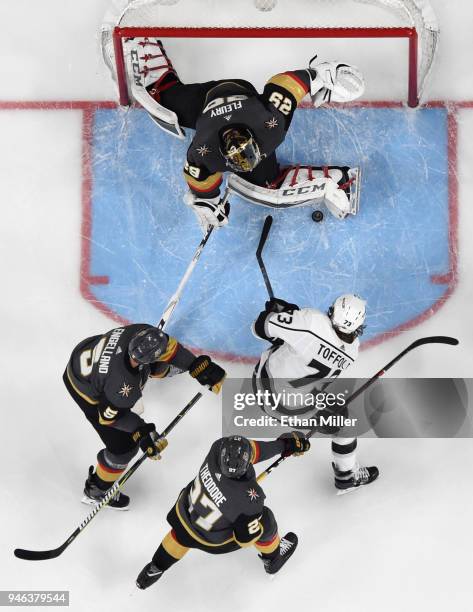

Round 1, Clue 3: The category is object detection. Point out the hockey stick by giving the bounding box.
[157,227,213,330]
[157,187,230,330]
[256,215,275,299]
[14,391,203,561]
[256,335,459,483]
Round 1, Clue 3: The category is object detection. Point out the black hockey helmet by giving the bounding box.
[220,126,262,173]
[219,436,252,479]
[128,327,167,365]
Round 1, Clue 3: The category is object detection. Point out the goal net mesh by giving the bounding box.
[101,0,439,105]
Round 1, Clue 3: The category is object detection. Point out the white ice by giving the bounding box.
[1,1,473,611]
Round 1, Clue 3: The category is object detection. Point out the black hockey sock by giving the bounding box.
[152,546,180,572]
[152,531,189,571]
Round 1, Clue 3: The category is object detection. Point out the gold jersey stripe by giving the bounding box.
[175,493,235,547]
[254,534,281,554]
[66,367,99,405]
[249,439,259,464]
[268,73,308,103]
[159,337,178,362]
[162,531,190,560]
[184,171,222,193]
[98,414,116,426]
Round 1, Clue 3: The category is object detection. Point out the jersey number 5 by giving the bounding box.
[79,337,106,377]
[269,91,292,115]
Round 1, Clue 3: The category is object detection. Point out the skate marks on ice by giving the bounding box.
[84,106,452,359]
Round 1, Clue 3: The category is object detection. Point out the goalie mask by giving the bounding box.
[219,436,252,479]
[128,327,167,365]
[328,294,366,340]
[220,127,262,173]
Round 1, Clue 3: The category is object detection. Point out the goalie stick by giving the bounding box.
[256,215,275,299]
[256,335,459,483]
[14,392,203,561]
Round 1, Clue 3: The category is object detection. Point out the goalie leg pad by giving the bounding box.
[124,37,185,139]
[227,165,360,218]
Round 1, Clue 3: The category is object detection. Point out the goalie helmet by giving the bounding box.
[219,436,252,479]
[220,126,262,173]
[128,327,167,365]
[328,294,366,339]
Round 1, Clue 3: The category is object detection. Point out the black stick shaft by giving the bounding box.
[14,392,203,561]
[256,215,274,299]
[256,335,458,483]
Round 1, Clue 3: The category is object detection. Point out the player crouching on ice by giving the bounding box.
[117,38,364,229]
[136,433,310,589]
[64,324,225,509]
[253,295,379,492]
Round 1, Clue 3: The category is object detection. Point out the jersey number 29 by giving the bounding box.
[269,91,292,115]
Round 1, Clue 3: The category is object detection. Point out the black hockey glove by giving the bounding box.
[278,431,311,457]
[189,355,226,394]
[265,297,300,314]
[132,423,168,460]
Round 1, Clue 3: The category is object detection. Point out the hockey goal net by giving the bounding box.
[101,0,439,108]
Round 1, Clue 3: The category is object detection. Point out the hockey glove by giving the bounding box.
[309,61,365,107]
[132,423,168,460]
[190,355,226,394]
[278,431,311,457]
[265,297,300,314]
[184,191,230,231]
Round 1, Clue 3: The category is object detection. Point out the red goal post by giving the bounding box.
[102,0,439,109]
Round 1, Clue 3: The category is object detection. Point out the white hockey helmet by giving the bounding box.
[329,294,366,336]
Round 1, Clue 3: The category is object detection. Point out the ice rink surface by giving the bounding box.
[1,1,473,611]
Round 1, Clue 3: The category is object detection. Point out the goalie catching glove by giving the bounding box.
[308,59,365,107]
[132,423,168,460]
[184,191,230,232]
[190,355,226,394]
[278,431,311,457]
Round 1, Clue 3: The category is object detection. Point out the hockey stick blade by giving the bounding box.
[14,544,68,561]
[256,216,274,299]
[256,215,273,259]
[409,336,458,348]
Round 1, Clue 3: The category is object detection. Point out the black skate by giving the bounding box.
[136,563,164,589]
[82,466,129,510]
[259,533,298,575]
[333,462,379,495]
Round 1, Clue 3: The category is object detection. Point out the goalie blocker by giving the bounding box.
[228,165,361,219]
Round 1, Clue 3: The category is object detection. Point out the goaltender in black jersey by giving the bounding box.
[124,39,365,230]
[64,323,225,510]
[136,433,310,589]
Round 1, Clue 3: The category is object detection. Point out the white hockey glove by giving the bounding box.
[324,177,351,220]
[184,191,230,232]
[309,61,365,107]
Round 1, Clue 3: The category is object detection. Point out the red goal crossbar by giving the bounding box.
[113,26,419,107]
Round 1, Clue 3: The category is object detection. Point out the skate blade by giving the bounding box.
[336,485,363,496]
[81,496,130,511]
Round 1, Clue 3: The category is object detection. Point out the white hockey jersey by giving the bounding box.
[254,307,359,414]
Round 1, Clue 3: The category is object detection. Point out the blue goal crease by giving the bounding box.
[87,106,450,359]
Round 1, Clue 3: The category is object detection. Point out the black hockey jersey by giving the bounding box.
[173,438,284,547]
[183,70,311,198]
[66,323,194,431]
